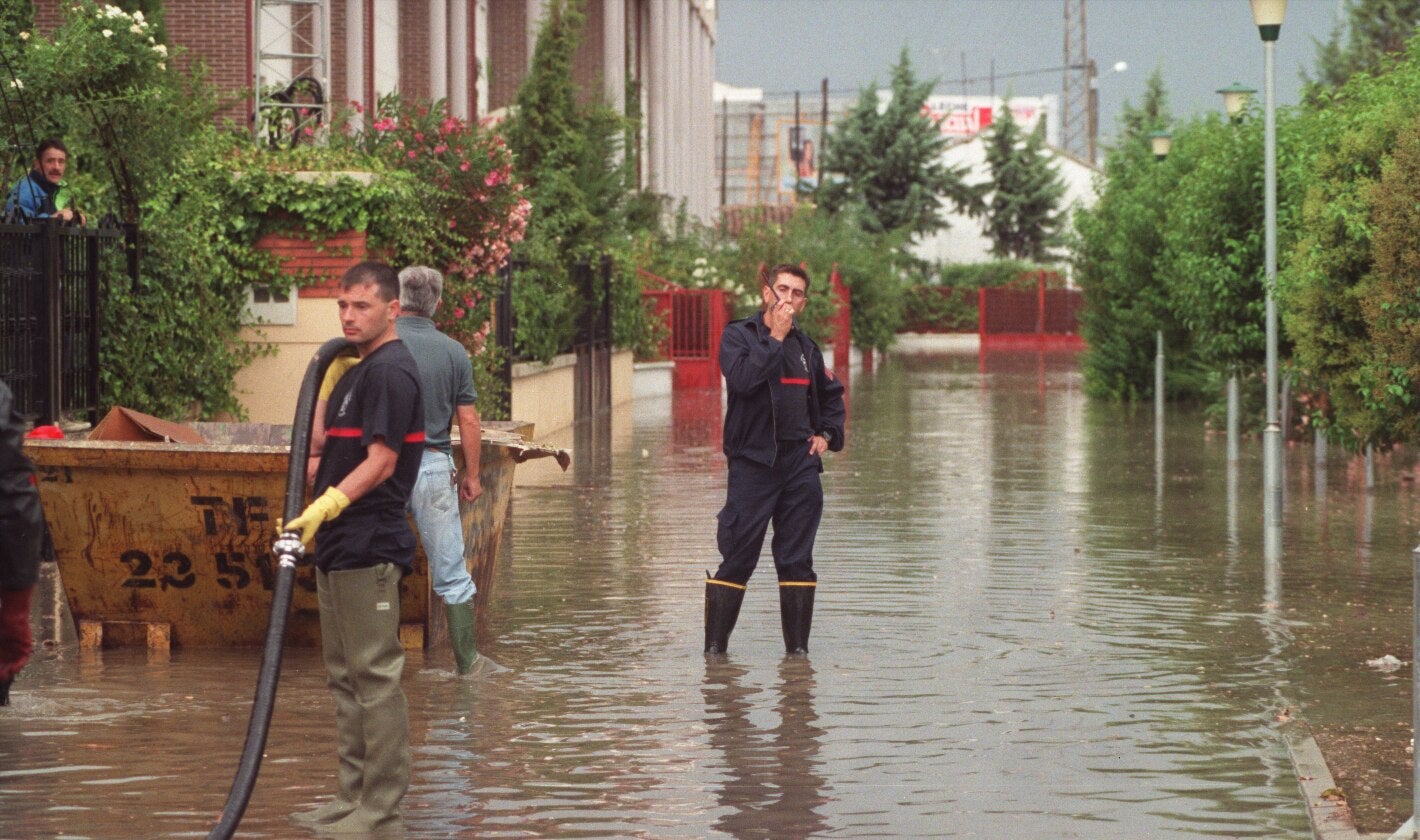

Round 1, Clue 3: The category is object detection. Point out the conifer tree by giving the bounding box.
[1114,69,1171,152]
[982,102,1066,261]
[819,48,981,238]
[503,0,631,361]
[1307,0,1420,93]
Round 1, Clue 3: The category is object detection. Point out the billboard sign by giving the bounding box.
[879,93,1061,148]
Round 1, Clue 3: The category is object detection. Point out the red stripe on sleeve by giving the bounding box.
[780,377,810,386]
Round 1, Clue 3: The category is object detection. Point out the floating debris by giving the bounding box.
[1365,654,1406,672]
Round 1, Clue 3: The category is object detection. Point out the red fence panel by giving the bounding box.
[641,271,732,389]
[979,273,1084,349]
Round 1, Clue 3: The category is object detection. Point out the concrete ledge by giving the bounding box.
[511,352,577,379]
[1283,720,1368,840]
[633,360,674,399]
[890,332,980,353]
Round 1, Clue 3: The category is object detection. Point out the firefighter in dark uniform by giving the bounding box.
[286,261,425,833]
[706,263,846,656]
[0,380,44,706]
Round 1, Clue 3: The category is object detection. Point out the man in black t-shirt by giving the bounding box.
[286,261,424,833]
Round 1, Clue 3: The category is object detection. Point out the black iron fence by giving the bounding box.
[0,219,135,425]
[493,256,614,425]
[572,257,613,423]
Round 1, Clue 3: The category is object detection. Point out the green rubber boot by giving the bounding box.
[445,599,478,675]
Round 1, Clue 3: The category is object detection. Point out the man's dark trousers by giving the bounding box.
[713,440,822,585]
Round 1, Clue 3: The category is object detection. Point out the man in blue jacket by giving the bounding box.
[707,263,846,656]
[4,138,84,225]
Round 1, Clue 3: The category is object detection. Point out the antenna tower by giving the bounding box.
[1062,0,1095,161]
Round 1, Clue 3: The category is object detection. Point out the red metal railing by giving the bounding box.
[978,270,1084,349]
[640,270,733,388]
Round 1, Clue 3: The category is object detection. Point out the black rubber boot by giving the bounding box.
[779,582,816,656]
[705,575,746,654]
[0,676,10,706]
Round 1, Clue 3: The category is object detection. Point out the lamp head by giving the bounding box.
[1250,0,1287,42]
[1149,130,1173,161]
[1217,82,1257,118]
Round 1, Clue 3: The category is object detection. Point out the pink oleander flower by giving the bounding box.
[459,161,470,172]
[373,117,395,131]
[485,170,503,187]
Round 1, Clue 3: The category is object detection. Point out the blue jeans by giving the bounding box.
[409,449,476,605]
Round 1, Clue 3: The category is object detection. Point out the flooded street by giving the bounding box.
[7,348,1420,837]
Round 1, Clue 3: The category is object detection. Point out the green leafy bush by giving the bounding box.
[902,286,977,333]
[937,260,1059,288]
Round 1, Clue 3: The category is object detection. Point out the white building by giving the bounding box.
[911,134,1099,271]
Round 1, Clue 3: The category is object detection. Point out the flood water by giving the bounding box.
[6,348,1420,838]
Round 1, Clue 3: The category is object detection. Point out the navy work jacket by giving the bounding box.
[719,311,846,468]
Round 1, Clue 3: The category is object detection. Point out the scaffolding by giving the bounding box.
[252,0,331,147]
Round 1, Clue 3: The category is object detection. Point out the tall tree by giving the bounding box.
[1307,0,1420,93]
[503,0,632,362]
[982,101,1066,261]
[1114,68,1171,152]
[819,48,980,238]
[1073,73,1188,402]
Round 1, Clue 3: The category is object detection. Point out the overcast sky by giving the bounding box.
[715,0,1347,145]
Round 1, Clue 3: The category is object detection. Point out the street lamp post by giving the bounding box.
[1149,130,1172,436]
[1217,82,1255,464]
[1251,0,1285,540]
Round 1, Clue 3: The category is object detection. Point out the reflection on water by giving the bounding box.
[703,659,827,839]
[15,347,1420,836]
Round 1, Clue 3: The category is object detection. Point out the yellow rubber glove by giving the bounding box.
[318,350,361,400]
[282,486,351,546]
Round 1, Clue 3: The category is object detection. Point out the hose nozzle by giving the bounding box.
[272,532,306,569]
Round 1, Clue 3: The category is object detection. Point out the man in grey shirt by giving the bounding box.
[396,266,484,674]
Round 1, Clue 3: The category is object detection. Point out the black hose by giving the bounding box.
[208,337,354,840]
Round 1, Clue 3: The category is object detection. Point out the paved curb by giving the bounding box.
[1282,720,1381,840]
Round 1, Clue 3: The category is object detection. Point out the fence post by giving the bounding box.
[496,262,513,409]
[85,230,102,425]
[1036,270,1046,337]
[41,220,62,425]
[599,255,612,413]
[977,287,987,342]
[830,264,849,374]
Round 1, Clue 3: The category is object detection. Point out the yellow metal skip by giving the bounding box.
[23,421,564,649]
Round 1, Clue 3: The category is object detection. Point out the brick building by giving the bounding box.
[32,0,717,219]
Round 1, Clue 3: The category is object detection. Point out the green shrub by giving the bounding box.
[937,260,1060,289]
[902,286,977,332]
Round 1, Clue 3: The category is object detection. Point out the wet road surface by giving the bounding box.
[7,348,1418,837]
